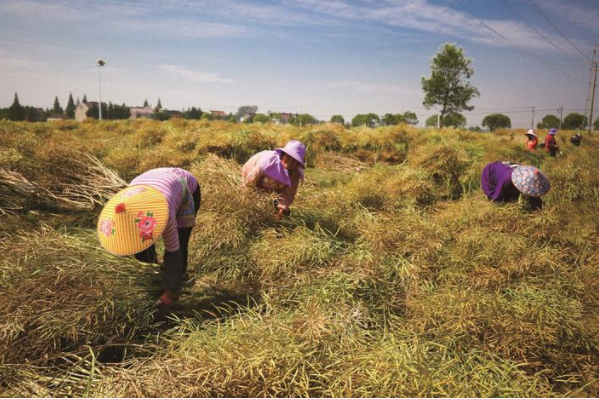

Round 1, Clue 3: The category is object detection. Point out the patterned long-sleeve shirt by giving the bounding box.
[241,150,301,211]
[130,168,198,252]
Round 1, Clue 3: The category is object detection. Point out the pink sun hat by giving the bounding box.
[275,140,306,168]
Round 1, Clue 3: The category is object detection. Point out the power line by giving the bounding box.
[525,0,592,62]
[453,0,584,83]
[493,0,587,68]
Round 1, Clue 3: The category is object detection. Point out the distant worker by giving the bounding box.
[525,129,538,150]
[481,161,550,211]
[570,133,582,147]
[545,128,559,157]
[242,140,306,220]
[97,167,201,320]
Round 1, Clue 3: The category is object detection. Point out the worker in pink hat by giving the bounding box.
[242,140,306,220]
[525,129,538,150]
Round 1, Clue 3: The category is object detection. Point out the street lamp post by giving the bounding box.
[96,59,105,120]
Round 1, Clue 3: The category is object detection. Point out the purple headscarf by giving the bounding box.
[258,150,292,186]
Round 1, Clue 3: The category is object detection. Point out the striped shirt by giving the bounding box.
[130,168,198,252]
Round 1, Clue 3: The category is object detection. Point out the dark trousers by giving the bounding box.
[135,186,201,292]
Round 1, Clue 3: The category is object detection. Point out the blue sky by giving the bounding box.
[1,0,598,127]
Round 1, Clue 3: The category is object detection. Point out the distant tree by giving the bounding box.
[562,113,587,130]
[295,113,318,126]
[425,115,439,127]
[537,114,560,129]
[52,96,63,115]
[155,98,162,111]
[236,105,258,118]
[468,126,482,132]
[482,113,511,131]
[154,110,171,121]
[227,114,238,123]
[594,117,599,131]
[443,113,467,128]
[201,113,214,121]
[351,113,380,127]
[254,113,269,123]
[143,98,149,107]
[183,107,202,120]
[65,93,76,119]
[421,43,479,127]
[330,115,345,124]
[381,113,405,126]
[82,94,87,103]
[86,103,108,119]
[8,92,25,121]
[403,111,418,125]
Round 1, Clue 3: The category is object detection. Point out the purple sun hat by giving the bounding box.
[275,140,306,168]
[549,128,557,135]
[511,166,550,197]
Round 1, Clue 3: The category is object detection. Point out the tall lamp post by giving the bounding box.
[96,59,105,120]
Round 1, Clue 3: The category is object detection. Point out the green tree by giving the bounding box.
[82,94,87,103]
[593,117,599,131]
[52,96,63,115]
[65,92,76,119]
[236,105,258,118]
[425,114,439,127]
[254,113,269,123]
[295,113,318,126]
[351,113,380,127]
[183,107,202,120]
[403,111,418,125]
[382,113,405,126]
[482,113,511,131]
[421,43,479,127]
[330,115,345,124]
[562,113,587,130]
[143,98,149,107]
[155,98,162,111]
[201,113,215,121]
[8,92,25,121]
[537,114,560,129]
[443,113,467,128]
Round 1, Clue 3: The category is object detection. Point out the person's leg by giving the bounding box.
[529,196,543,211]
[135,244,158,263]
[177,186,201,274]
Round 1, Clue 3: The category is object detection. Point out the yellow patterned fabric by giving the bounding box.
[98,185,169,256]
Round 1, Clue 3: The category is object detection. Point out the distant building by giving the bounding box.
[75,101,98,121]
[129,107,156,120]
[272,112,293,125]
[210,110,228,119]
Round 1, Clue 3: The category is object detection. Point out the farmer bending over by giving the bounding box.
[481,161,550,211]
[525,129,538,150]
[242,140,306,220]
[98,167,201,319]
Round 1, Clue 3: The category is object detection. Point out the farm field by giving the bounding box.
[1,119,599,397]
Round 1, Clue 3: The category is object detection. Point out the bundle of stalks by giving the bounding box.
[0,151,125,214]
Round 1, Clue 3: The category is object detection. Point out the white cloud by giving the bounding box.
[157,64,235,83]
[544,0,599,33]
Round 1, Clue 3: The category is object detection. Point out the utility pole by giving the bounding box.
[585,45,597,134]
[96,59,105,120]
[558,106,563,130]
[531,106,535,129]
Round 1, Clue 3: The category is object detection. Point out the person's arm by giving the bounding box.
[275,172,300,218]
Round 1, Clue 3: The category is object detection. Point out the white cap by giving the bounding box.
[526,129,537,137]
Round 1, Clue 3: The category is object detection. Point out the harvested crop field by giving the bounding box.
[1,119,598,397]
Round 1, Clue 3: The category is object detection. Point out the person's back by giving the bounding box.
[545,128,558,156]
